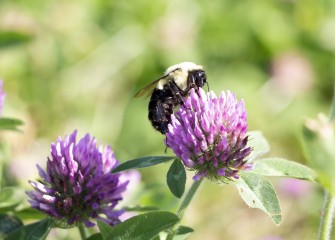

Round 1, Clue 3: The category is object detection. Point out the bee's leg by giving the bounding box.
[164,139,168,153]
[168,82,194,112]
[206,81,210,91]
[168,81,185,105]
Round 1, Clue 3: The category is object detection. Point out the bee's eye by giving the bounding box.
[198,71,206,80]
[197,71,204,77]
[194,71,206,87]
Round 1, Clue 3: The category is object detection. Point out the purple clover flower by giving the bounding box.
[0,80,6,116]
[27,130,129,227]
[165,88,252,181]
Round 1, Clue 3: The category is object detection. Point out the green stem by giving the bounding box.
[318,191,335,240]
[166,179,203,240]
[78,223,88,240]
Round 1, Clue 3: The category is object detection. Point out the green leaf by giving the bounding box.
[0,187,26,212]
[166,160,186,198]
[124,206,159,212]
[5,218,54,240]
[247,131,270,161]
[0,214,23,239]
[14,208,46,220]
[23,218,54,240]
[112,156,175,173]
[175,225,193,235]
[97,220,113,239]
[4,226,24,240]
[0,118,24,131]
[86,233,103,240]
[174,225,194,240]
[98,211,179,240]
[0,31,32,48]
[151,235,160,240]
[236,172,282,225]
[251,157,318,181]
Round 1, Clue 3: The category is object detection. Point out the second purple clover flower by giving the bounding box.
[165,88,252,181]
[27,130,129,227]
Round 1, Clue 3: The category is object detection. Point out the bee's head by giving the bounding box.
[189,70,207,90]
[195,70,207,88]
[165,62,208,91]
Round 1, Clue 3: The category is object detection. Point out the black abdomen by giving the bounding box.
[148,87,179,134]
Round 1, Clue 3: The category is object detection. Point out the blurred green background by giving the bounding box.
[1,0,334,239]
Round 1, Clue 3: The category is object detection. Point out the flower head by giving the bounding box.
[0,80,6,116]
[27,130,129,227]
[165,88,252,181]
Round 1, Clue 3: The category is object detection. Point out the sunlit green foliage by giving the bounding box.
[1,0,334,239]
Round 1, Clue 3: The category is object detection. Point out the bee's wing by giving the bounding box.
[134,75,168,98]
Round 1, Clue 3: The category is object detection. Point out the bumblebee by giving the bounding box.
[135,62,207,134]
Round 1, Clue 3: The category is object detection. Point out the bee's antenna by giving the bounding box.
[206,81,210,91]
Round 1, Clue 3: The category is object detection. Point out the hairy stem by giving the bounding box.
[78,223,88,240]
[318,191,335,240]
[166,179,203,240]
